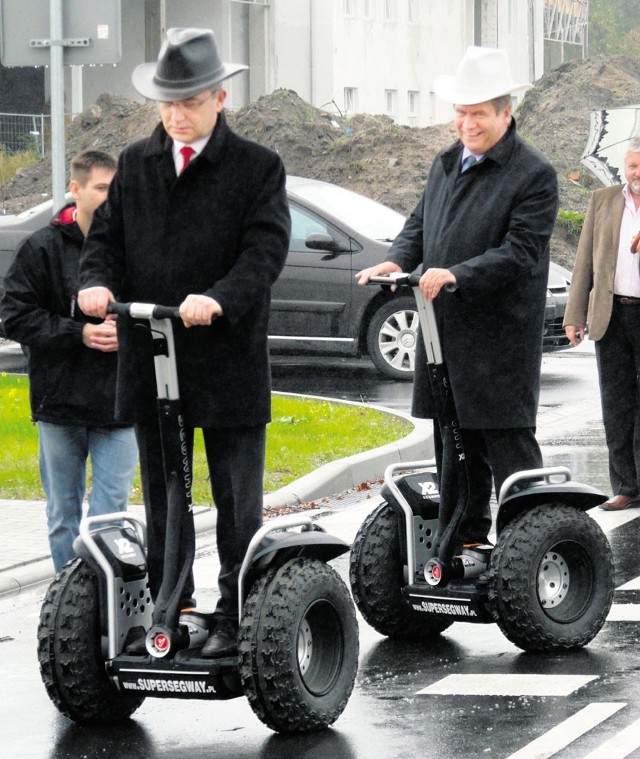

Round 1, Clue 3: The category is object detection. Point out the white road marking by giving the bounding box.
[505,702,626,759]
[616,576,640,590]
[416,673,597,697]
[606,603,640,621]
[581,716,640,759]
[588,507,640,531]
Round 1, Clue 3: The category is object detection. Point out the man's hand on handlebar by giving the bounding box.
[179,294,223,327]
[78,286,115,319]
[355,262,402,289]
[419,268,457,301]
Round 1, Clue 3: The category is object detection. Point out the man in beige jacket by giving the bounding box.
[564,137,640,510]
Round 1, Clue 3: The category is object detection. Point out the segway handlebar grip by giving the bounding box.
[367,273,421,288]
[107,302,181,320]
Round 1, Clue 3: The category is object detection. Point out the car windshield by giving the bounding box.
[289,182,406,241]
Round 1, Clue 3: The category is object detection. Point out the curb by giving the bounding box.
[0,402,432,598]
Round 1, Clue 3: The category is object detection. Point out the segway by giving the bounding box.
[350,274,615,652]
[37,302,358,733]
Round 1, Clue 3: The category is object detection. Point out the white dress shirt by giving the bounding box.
[614,184,640,297]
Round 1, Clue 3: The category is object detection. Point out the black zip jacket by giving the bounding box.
[0,204,129,426]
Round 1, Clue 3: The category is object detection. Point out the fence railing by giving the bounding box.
[0,112,50,157]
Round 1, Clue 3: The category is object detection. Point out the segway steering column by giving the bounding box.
[108,302,195,656]
[367,274,472,586]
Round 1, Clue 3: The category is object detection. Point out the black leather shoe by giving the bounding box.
[200,618,238,659]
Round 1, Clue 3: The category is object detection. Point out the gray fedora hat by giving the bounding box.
[132,28,248,101]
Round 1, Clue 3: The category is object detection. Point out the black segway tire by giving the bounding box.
[349,501,453,639]
[487,504,615,652]
[38,559,145,722]
[239,556,358,733]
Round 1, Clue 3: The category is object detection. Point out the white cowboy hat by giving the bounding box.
[132,28,247,101]
[433,46,531,105]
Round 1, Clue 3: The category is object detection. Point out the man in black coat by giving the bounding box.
[1,150,138,572]
[78,29,290,658]
[357,46,559,548]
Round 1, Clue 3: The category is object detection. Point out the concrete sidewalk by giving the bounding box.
[0,406,433,597]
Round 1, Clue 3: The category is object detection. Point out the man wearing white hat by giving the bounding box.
[358,46,559,547]
[78,28,291,658]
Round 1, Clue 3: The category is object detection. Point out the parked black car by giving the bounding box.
[0,176,571,379]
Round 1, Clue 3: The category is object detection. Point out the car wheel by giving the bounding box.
[366,296,418,380]
[486,504,615,652]
[350,501,453,639]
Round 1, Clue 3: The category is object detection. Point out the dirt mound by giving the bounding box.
[0,89,453,219]
[3,55,640,269]
[518,54,640,209]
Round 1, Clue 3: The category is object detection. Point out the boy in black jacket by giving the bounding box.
[0,150,138,572]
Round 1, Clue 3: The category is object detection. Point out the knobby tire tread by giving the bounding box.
[37,560,144,722]
[239,557,358,733]
[487,504,614,652]
[349,502,452,639]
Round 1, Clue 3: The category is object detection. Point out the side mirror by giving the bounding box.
[304,232,351,254]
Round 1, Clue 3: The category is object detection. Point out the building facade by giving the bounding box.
[3,1,588,127]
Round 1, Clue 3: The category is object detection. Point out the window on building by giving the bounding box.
[407,0,418,24]
[363,0,374,19]
[408,90,420,118]
[344,0,355,17]
[384,0,395,22]
[385,89,397,116]
[344,87,358,115]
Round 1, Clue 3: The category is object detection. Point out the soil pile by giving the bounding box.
[2,54,640,269]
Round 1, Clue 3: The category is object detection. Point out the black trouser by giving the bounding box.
[136,419,266,621]
[595,299,640,496]
[433,422,542,543]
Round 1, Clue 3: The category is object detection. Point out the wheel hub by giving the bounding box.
[538,550,570,608]
[297,617,313,675]
[397,329,416,349]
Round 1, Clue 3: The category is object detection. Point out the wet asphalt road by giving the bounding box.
[3,345,640,758]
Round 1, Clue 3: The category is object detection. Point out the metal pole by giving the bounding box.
[50,0,65,214]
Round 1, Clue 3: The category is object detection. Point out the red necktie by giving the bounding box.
[179,146,195,173]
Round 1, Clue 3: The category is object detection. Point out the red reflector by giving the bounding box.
[154,634,169,651]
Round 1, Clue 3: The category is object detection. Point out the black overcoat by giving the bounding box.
[79,113,291,427]
[0,205,127,427]
[387,120,559,428]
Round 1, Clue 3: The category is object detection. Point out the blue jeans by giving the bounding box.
[38,422,138,571]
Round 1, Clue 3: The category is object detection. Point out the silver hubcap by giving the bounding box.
[378,309,419,372]
[538,550,570,608]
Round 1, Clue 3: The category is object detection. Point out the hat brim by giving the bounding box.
[433,74,531,105]
[132,61,248,101]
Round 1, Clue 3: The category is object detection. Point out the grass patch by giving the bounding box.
[0,146,40,186]
[0,375,411,504]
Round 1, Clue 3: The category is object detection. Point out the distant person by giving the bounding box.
[77,28,290,658]
[0,149,138,572]
[564,138,640,510]
[357,46,559,547]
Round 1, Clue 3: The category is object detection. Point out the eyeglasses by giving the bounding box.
[158,92,217,113]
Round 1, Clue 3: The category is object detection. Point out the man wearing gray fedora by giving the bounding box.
[78,28,291,658]
[357,46,559,549]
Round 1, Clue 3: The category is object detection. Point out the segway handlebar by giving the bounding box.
[107,301,181,320]
[367,272,442,365]
[366,272,421,288]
